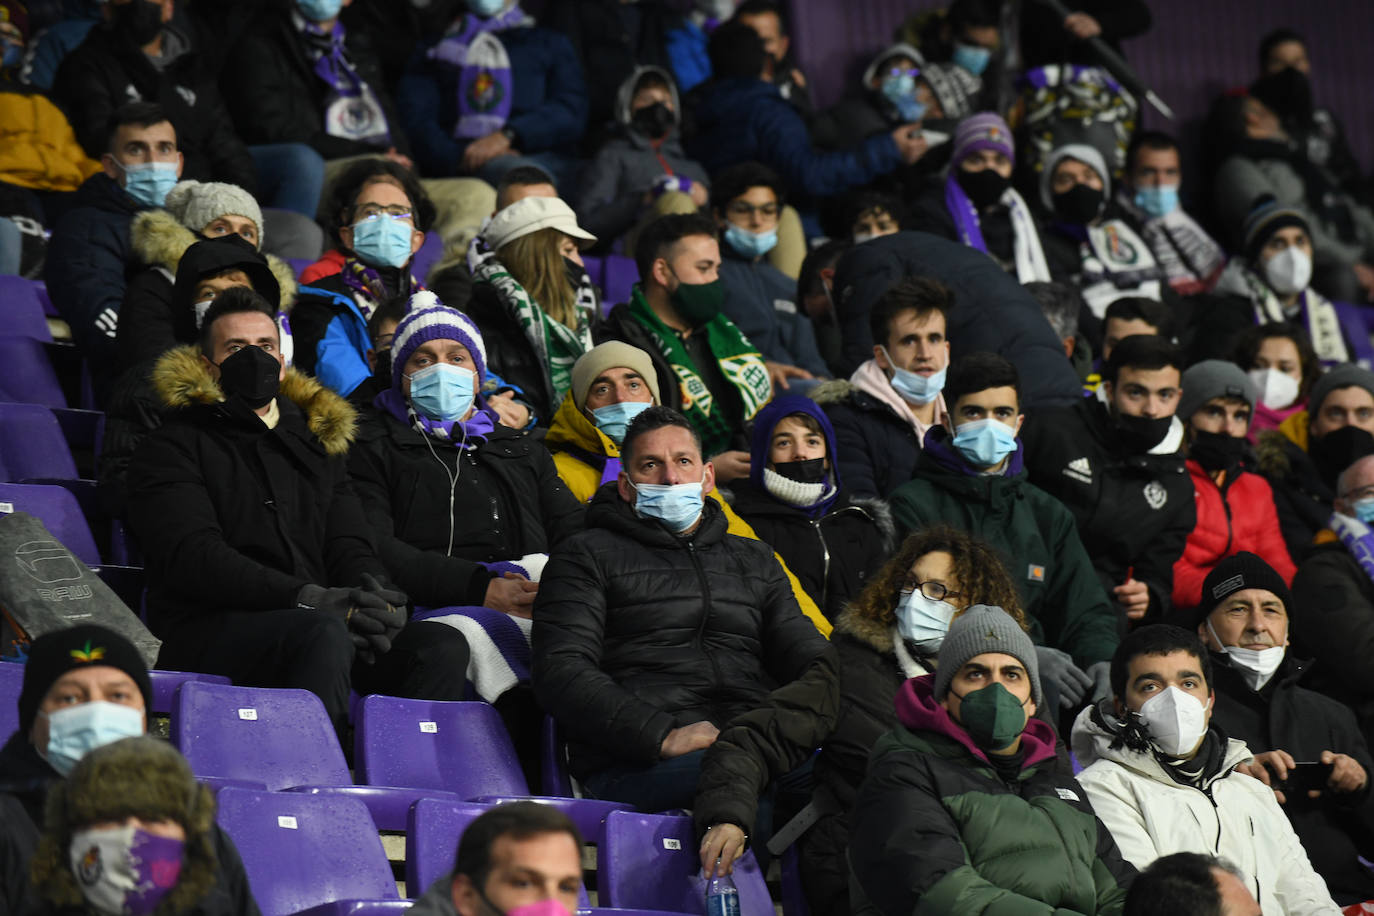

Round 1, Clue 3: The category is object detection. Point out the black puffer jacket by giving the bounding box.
[127,347,386,638]
[726,483,893,623]
[220,7,410,160]
[531,486,832,779]
[347,407,585,609]
[1256,427,1334,562]
[51,17,255,191]
[1021,398,1194,621]
[1209,652,1374,906]
[812,379,921,500]
[1291,543,1374,743]
[829,231,1082,407]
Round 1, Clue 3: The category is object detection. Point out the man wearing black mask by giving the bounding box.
[1171,362,1295,615]
[1023,335,1194,625]
[125,287,469,739]
[1039,143,1168,320]
[1257,363,1374,561]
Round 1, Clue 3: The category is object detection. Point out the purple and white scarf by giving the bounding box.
[1332,511,1374,587]
[429,6,533,140]
[300,18,391,148]
[945,175,1050,283]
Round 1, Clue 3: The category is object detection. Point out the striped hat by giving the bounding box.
[952,112,1014,166]
[390,290,487,389]
[1241,195,1310,260]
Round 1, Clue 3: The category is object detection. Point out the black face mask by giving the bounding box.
[216,345,281,409]
[1253,66,1315,128]
[772,457,827,484]
[630,102,674,141]
[1189,430,1249,473]
[957,167,1011,209]
[372,350,393,392]
[1113,411,1172,453]
[113,0,165,47]
[1310,424,1374,490]
[1052,184,1105,225]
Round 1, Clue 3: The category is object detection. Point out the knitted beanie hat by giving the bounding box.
[390,290,487,390]
[921,62,982,121]
[1198,551,1293,625]
[933,605,1042,706]
[164,180,264,247]
[569,341,661,411]
[1309,363,1374,416]
[18,625,152,734]
[952,112,1014,166]
[1177,359,1256,421]
[1041,143,1111,210]
[1241,195,1309,261]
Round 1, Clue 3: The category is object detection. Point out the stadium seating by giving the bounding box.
[0,402,79,481]
[0,276,55,341]
[0,660,22,738]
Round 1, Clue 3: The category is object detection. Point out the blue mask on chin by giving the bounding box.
[882,347,945,405]
[351,216,415,269]
[408,363,476,422]
[952,418,1018,468]
[590,400,652,444]
[724,223,778,259]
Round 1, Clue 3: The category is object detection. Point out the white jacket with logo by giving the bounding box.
[1071,705,1341,916]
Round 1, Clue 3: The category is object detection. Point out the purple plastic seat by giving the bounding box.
[0,660,23,739]
[0,482,100,566]
[0,276,55,341]
[412,231,444,283]
[355,695,628,841]
[0,403,78,481]
[147,669,230,716]
[0,337,66,408]
[601,255,638,310]
[541,714,574,797]
[173,682,465,830]
[405,797,491,892]
[597,811,773,916]
[214,787,400,916]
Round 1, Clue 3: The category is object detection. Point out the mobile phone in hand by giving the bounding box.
[1279,761,1335,794]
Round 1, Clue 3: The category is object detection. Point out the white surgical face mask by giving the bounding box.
[43,702,145,776]
[1263,246,1313,296]
[894,588,958,651]
[1247,367,1300,411]
[1207,619,1286,691]
[1137,685,1211,758]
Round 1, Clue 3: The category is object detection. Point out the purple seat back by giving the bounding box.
[540,714,574,797]
[413,231,445,284]
[355,695,526,797]
[172,682,350,790]
[0,277,54,341]
[0,337,66,409]
[600,255,638,311]
[215,787,398,916]
[0,483,100,566]
[0,660,23,740]
[147,670,230,716]
[405,797,492,892]
[0,403,78,481]
[598,811,773,916]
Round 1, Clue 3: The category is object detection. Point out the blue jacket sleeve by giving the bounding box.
[44,209,127,371]
[314,314,372,397]
[397,56,463,178]
[505,30,588,154]
[753,99,902,197]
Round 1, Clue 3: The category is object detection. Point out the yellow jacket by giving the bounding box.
[0,90,101,193]
[544,391,832,637]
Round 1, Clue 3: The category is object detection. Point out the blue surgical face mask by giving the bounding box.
[882,346,945,405]
[1353,497,1374,524]
[407,363,476,422]
[297,0,343,19]
[630,480,704,533]
[467,0,506,16]
[881,74,926,122]
[952,417,1018,468]
[1133,184,1180,220]
[724,223,778,259]
[43,701,145,777]
[118,160,179,208]
[351,215,415,269]
[895,588,958,651]
[590,400,652,444]
[952,41,992,76]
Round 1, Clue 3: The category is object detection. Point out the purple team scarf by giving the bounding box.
[430,6,530,140]
[304,20,391,147]
[945,174,990,253]
[341,257,421,320]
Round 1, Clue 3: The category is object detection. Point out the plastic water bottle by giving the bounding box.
[705,872,741,916]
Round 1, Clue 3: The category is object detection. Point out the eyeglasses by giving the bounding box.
[885,66,921,79]
[727,201,780,218]
[354,204,414,224]
[899,578,962,602]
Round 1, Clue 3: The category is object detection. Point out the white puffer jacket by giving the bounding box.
[1071,705,1341,916]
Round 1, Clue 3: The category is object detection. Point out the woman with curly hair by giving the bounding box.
[800,525,1027,916]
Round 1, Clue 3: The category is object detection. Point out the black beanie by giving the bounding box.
[17,625,153,734]
[1197,552,1293,626]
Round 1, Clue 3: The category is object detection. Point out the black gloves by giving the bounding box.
[296,576,409,664]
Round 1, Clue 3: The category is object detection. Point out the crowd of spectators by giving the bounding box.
[4,0,1374,914]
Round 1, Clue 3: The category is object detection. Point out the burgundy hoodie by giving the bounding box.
[895,674,1059,769]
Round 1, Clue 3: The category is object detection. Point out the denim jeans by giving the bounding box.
[248,143,327,217]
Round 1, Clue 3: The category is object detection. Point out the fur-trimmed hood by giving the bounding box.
[130,208,298,311]
[151,345,356,455]
[835,601,896,653]
[810,377,857,407]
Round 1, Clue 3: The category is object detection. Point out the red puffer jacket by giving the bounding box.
[1172,459,1297,611]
